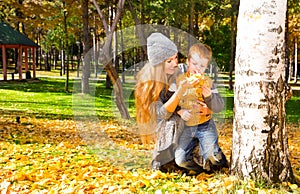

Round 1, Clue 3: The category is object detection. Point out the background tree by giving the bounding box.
[81,0,91,94]
[1,0,298,77]
[1,0,299,122]
[287,0,300,83]
[229,0,239,90]
[93,0,130,119]
[127,0,147,63]
[230,0,294,183]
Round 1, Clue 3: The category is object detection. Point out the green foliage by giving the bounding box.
[204,24,232,71]
[1,0,300,74]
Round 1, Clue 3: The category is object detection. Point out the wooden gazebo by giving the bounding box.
[0,22,38,81]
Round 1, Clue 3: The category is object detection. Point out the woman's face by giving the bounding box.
[164,54,178,75]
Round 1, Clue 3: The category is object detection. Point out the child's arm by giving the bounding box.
[202,85,224,113]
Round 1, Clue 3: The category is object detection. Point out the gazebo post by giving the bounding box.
[33,48,36,79]
[25,48,28,72]
[25,48,30,79]
[18,46,22,80]
[2,45,7,81]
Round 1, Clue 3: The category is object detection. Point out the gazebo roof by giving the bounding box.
[0,22,38,47]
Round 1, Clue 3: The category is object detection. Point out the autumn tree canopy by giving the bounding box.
[0,0,298,74]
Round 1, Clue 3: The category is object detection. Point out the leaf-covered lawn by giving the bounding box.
[0,77,299,193]
[0,116,299,193]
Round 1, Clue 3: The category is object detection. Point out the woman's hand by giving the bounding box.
[176,80,190,99]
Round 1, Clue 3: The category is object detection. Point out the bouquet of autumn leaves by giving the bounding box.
[177,72,213,126]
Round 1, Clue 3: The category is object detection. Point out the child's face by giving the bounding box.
[187,53,209,74]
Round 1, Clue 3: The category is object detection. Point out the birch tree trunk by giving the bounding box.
[230,0,294,183]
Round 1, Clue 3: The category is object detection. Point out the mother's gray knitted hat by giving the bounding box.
[147,33,178,66]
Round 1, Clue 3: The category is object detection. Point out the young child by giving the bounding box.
[175,43,228,172]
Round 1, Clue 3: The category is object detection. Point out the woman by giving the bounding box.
[135,33,194,170]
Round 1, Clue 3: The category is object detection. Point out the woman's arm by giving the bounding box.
[164,78,192,113]
[164,92,181,113]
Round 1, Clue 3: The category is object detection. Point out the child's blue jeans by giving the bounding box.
[175,119,224,171]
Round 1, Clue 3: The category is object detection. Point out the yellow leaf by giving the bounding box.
[0,180,10,193]
[146,170,167,179]
[14,172,27,181]
[257,189,268,194]
[196,172,213,181]
[288,182,298,190]
[247,179,255,189]
[236,189,245,194]
[223,179,234,190]
[155,189,163,194]
[282,182,288,187]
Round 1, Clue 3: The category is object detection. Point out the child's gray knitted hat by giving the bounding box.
[147,33,178,66]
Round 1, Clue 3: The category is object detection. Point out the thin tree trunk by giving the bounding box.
[63,5,69,93]
[188,0,194,48]
[105,61,130,119]
[105,3,114,89]
[81,0,90,94]
[119,19,125,83]
[114,31,119,74]
[230,0,294,183]
[92,28,97,78]
[229,0,239,90]
[127,0,147,55]
[60,49,64,76]
[285,2,290,83]
[53,49,57,70]
[294,37,298,83]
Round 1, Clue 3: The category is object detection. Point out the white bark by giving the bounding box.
[231,0,294,182]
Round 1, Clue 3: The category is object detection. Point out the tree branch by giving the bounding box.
[127,0,147,53]
[92,0,109,34]
[110,0,125,34]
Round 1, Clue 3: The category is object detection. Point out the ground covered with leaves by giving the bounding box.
[0,115,299,193]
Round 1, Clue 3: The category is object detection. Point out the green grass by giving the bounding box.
[0,78,74,119]
[286,96,300,123]
[0,77,299,123]
[0,77,135,122]
[218,87,300,124]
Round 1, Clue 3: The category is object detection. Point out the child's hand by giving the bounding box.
[195,101,209,115]
[202,86,211,98]
[178,109,192,121]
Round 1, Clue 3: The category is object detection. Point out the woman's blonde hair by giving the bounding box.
[135,62,166,125]
[134,62,175,145]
